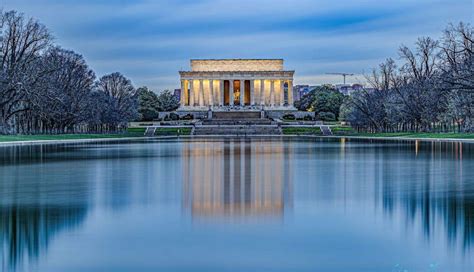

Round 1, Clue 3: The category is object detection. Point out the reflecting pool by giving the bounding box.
[0,138,473,271]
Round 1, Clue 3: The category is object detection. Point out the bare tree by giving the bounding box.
[0,10,52,133]
[441,23,474,131]
[96,72,138,128]
[30,47,96,133]
[347,24,474,133]
[441,23,474,91]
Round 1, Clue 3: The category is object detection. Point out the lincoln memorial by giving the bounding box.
[179,59,295,110]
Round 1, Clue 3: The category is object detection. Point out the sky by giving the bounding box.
[2,0,473,92]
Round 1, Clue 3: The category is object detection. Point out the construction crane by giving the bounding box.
[326,73,354,84]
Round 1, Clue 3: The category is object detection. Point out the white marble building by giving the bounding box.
[179,59,295,110]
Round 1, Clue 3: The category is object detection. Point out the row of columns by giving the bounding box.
[180,79,293,107]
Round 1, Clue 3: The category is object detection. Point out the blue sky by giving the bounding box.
[3,0,473,91]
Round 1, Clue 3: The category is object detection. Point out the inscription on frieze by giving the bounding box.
[191,59,284,72]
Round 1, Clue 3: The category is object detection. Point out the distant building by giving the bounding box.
[336,83,365,96]
[293,85,310,101]
[174,89,181,101]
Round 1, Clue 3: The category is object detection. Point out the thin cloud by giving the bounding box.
[3,0,472,91]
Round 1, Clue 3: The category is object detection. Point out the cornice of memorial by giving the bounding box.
[190,58,284,61]
[179,70,295,79]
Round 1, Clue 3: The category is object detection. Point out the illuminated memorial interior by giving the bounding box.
[179,59,295,110]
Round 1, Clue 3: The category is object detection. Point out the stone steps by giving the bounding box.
[212,111,261,119]
[194,125,281,135]
[202,119,274,126]
[144,127,156,137]
[320,126,333,136]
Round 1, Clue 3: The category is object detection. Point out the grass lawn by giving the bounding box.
[127,127,146,133]
[329,126,474,139]
[282,127,322,135]
[0,133,144,143]
[0,127,192,143]
[155,127,192,136]
[331,126,356,135]
[352,132,474,139]
[283,125,473,139]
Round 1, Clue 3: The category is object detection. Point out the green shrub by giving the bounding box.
[181,114,193,120]
[282,114,296,120]
[169,112,179,120]
[317,112,336,121]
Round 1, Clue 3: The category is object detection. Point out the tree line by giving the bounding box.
[0,10,139,134]
[341,22,473,133]
[295,85,344,121]
[136,87,179,121]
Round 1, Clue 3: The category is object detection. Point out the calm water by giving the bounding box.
[0,138,473,272]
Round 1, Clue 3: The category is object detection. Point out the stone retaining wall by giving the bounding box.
[159,111,208,120]
[265,110,315,119]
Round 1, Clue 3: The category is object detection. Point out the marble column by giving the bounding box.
[180,79,186,106]
[185,80,190,106]
[208,80,214,106]
[199,79,204,106]
[288,80,293,106]
[240,79,245,106]
[253,80,259,105]
[270,80,275,106]
[184,80,189,106]
[250,80,255,105]
[260,79,265,106]
[229,79,234,105]
[279,80,285,106]
[219,80,224,106]
[189,79,195,106]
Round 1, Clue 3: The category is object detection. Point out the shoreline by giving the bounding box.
[320,135,474,143]
[191,134,474,143]
[0,136,156,146]
[0,134,473,146]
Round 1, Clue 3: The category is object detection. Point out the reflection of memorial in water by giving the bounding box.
[182,139,292,218]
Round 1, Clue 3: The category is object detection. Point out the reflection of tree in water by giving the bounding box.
[0,205,88,271]
[0,143,95,271]
[0,140,168,270]
[376,141,474,252]
[0,140,157,166]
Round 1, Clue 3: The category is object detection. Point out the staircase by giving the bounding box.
[194,118,281,135]
[194,125,280,135]
[320,126,333,136]
[212,111,261,119]
[201,119,273,126]
[144,127,156,137]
